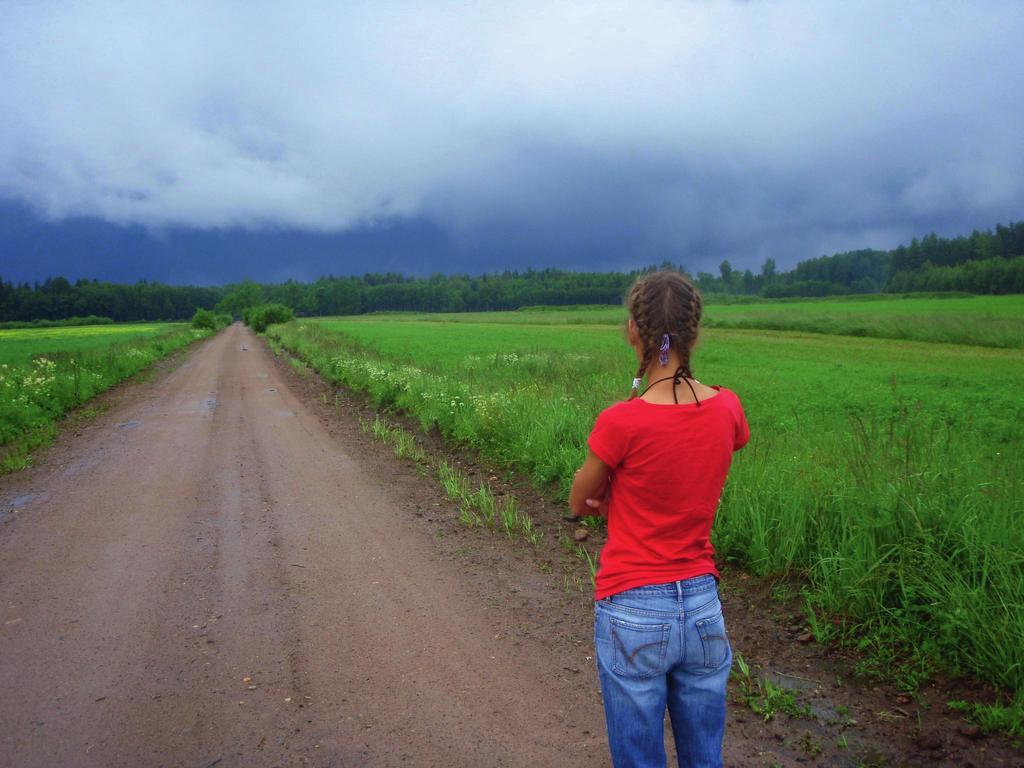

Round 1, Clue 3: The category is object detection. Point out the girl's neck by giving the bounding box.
[637,350,706,405]
[643,350,685,383]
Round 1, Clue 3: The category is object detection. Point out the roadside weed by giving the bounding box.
[947,698,1024,738]
[577,545,598,588]
[364,420,545,547]
[732,654,813,722]
[437,460,471,503]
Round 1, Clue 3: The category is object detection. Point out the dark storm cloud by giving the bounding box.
[1,1,1022,281]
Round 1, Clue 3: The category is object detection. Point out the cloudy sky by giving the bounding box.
[1,1,1022,284]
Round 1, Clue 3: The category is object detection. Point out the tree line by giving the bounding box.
[695,221,1024,297]
[1,221,1021,322]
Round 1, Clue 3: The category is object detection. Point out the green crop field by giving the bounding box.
[0,323,179,363]
[359,294,1024,348]
[0,322,210,469]
[268,298,1024,727]
[703,294,1024,347]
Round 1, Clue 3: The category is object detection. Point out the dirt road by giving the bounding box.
[0,324,607,767]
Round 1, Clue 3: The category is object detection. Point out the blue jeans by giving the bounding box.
[594,574,731,768]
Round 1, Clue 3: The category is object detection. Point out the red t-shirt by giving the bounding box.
[587,387,749,600]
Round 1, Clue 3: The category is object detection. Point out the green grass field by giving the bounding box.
[376,294,1024,348]
[0,323,179,363]
[704,294,1024,347]
[0,322,210,469]
[268,297,1024,727]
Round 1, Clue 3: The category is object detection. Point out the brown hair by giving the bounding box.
[626,270,703,397]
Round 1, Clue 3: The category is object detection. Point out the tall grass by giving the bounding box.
[718,403,1023,694]
[266,312,1024,719]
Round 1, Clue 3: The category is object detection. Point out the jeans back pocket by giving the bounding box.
[695,612,730,671]
[609,616,670,679]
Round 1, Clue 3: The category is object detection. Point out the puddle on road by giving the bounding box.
[265,388,277,394]
[1,493,37,524]
[8,493,35,508]
[116,420,141,429]
[275,409,295,417]
[201,397,217,414]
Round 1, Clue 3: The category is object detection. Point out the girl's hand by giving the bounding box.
[584,494,609,517]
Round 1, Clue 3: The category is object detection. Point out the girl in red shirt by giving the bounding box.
[569,270,749,768]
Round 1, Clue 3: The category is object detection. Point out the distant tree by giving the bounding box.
[741,269,756,294]
[718,260,733,291]
[191,308,218,330]
[215,280,263,318]
[694,272,721,294]
[246,303,295,332]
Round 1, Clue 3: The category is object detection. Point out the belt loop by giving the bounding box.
[675,580,683,600]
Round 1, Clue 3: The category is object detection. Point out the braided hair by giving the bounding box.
[626,270,703,399]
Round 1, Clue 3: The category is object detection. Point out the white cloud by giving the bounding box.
[0,0,1021,268]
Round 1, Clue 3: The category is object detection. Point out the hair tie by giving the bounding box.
[659,333,671,366]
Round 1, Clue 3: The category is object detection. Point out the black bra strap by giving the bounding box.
[672,366,701,406]
[640,366,702,406]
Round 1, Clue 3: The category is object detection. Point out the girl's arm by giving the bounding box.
[569,449,610,518]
